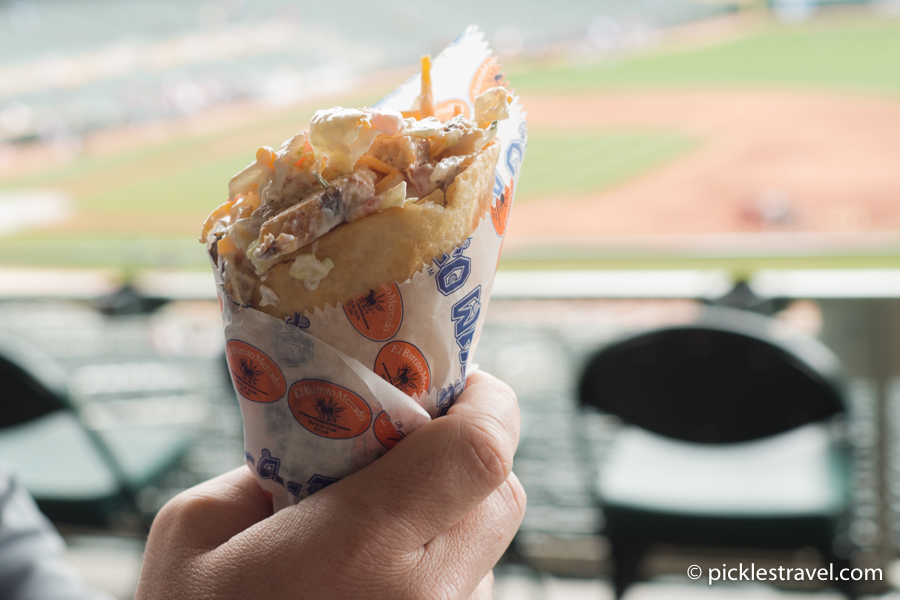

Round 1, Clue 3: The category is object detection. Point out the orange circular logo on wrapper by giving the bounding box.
[373,411,404,449]
[226,340,286,403]
[374,341,431,397]
[288,380,372,439]
[469,57,507,104]
[343,283,403,341]
[491,179,513,236]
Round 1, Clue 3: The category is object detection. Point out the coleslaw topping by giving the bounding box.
[203,56,511,302]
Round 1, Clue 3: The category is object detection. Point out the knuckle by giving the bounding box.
[468,571,495,600]
[152,489,218,539]
[468,375,520,439]
[499,474,528,522]
[460,411,514,492]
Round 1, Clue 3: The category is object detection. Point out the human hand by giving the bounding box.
[135,371,525,600]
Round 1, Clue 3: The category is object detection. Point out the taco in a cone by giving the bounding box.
[201,57,511,318]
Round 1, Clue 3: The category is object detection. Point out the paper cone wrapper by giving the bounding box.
[215,26,527,510]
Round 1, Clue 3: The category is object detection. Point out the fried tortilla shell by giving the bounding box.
[251,141,499,318]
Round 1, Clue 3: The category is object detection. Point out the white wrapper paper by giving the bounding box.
[216,26,527,510]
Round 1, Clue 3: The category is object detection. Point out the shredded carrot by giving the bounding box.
[429,136,452,159]
[231,190,260,220]
[401,109,420,120]
[217,234,237,258]
[419,55,434,119]
[375,170,405,194]
[293,152,312,169]
[200,198,236,242]
[356,154,396,175]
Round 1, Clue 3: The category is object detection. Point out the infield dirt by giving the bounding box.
[510,89,900,246]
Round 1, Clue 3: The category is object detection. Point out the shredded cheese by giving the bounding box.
[256,146,276,169]
[429,129,461,159]
[230,190,260,221]
[356,154,397,175]
[216,233,237,259]
[374,169,405,194]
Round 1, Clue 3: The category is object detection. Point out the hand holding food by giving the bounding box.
[201,28,527,509]
[136,372,526,600]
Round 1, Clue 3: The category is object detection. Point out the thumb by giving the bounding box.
[305,370,520,552]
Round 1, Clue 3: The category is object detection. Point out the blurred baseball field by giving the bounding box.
[2,16,899,272]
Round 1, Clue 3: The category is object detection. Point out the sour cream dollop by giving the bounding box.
[310,107,405,174]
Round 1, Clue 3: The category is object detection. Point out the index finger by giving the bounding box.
[315,370,520,552]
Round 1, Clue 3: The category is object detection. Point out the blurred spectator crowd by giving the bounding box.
[0,0,731,164]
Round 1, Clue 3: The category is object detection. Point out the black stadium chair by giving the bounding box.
[578,307,855,598]
[0,332,191,529]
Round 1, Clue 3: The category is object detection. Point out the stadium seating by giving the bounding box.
[579,307,856,598]
[0,331,193,528]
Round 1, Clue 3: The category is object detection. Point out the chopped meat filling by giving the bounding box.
[203,79,512,291]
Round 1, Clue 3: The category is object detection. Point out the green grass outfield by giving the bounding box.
[498,249,900,273]
[2,17,899,272]
[509,18,900,96]
[0,128,697,268]
[516,130,695,202]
